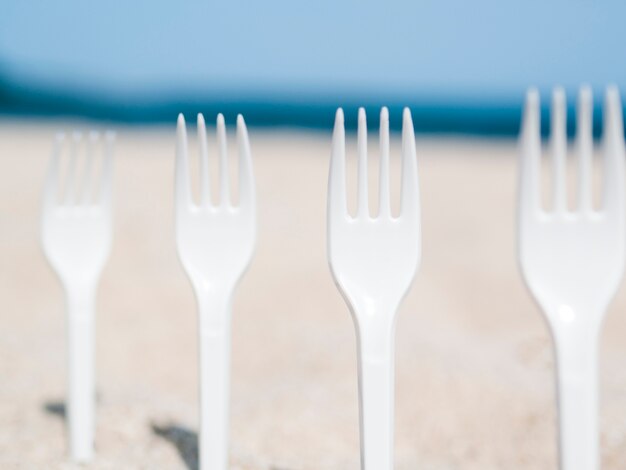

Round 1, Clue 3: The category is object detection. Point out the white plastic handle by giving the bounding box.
[196,291,232,470]
[66,285,96,462]
[357,317,395,470]
[552,313,600,470]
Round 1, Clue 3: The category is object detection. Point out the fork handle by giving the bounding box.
[553,319,600,470]
[357,319,396,470]
[66,286,96,462]
[196,291,232,470]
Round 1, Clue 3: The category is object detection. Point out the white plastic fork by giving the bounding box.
[518,86,625,470]
[175,113,256,470]
[41,131,114,462]
[327,107,421,470]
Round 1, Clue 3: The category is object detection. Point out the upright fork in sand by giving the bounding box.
[518,86,625,470]
[41,131,114,462]
[175,113,256,470]
[327,107,421,470]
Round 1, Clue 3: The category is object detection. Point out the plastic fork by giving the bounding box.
[327,107,421,470]
[517,86,625,470]
[41,131,114,462]
[175,113,256,470]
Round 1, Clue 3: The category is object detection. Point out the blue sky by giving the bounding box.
[1,0,624,130]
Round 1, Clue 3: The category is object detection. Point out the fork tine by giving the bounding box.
[379,107,391,218]
[400,108,419,217]
[64,132,81,205]
[357,108,369,218]
[176,114,193,210]
[197,114,211,207]
[43,133,64,212]
[551,88,567,213]
[576,86,593,212]
[328,108,347,222]
[237,114,255,211]
[602,86,625,215]
[99,131,115,209]
[519,89,541,220]
[80,131,97,205]
[217,114,230,207]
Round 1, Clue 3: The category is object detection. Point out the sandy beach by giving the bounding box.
[1,121,626,469]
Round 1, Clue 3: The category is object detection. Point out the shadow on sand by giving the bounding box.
[43,400,66,419]
[151,423,198,470]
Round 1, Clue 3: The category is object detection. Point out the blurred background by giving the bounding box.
[2,1,626,469]
[2,0,625,131]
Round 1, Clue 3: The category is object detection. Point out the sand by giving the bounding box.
[1,121,626,469]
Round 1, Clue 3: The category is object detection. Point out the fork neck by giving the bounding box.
[64,282,98,315]
[546,303,604,344]
[194,286,234,334]
[545,304,602,470]
[352,301,399,363]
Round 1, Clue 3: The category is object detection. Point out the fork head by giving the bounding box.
[327,107,421,319]
[175,113,256,292]
[518,86,625,323]
[41,131,114,285]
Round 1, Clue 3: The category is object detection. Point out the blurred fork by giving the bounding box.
[41,131,114,462]
[518,86,625,470]
[175,113,256,470]
[327,107,421,470]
